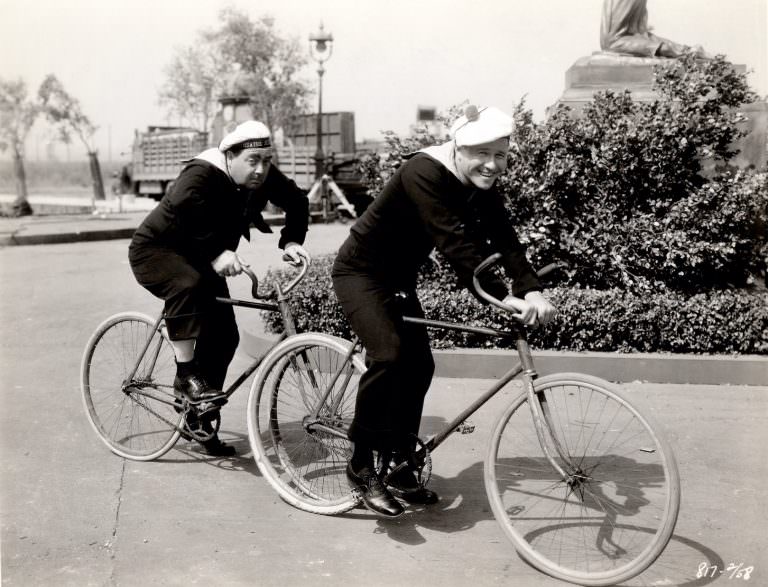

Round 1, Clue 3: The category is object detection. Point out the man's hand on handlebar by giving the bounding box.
[500,295,537,325]
[474,253,559,327]
[283,242,311,266]
[501,292,557,327]
[211,250,248,277]
[524,291,558,325]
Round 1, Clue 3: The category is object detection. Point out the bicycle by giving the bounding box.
[79,258,347,461]
[246,253,681,587]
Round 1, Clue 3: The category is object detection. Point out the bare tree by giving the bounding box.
[211,9,311,135]
[38,74,105,201]
[159,9,311,137]
[158,41,225,133]
[0,77,39,216]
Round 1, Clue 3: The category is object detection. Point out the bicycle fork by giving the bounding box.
[123,312,166,390]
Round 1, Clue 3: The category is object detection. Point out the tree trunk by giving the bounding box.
[88,151,106,200]
[11,148,33,216]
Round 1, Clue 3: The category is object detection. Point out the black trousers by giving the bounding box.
[332,265,435,452]
[128,244,239,389]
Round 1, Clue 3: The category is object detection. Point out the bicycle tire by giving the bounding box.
[485,373,680,586]
[81,312,182,461]
[247,333,365,515]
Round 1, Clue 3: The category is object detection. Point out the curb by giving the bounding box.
[432,348,768,386]
[241,329,767,386]
[3,227,138,246]
[0,213,288,247]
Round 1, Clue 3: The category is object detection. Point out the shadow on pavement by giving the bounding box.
[154,431,261,475]
[147,416,730,586]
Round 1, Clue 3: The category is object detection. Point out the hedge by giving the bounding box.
[262,254,768,355]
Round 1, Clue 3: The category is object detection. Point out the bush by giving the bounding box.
[262,255,355,340]
[504,56,767,292]
[262,254,768,355]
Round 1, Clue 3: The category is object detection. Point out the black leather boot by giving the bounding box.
[346,464,404,518]
[173,372,226,405]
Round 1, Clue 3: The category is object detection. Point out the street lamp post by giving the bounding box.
[309,23,334,180]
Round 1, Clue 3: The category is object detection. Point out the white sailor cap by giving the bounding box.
[218,120,272,152]
[450,105,514,147]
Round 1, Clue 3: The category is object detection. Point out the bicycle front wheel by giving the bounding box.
[247,333,365,515]
[485,373,680,586]
[81,312,182,461]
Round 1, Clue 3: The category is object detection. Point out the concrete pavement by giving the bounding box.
[1,232,767,586]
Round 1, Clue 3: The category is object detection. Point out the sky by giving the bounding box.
[1,0,766,162]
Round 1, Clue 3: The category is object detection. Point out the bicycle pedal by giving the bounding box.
[457,419,476,434]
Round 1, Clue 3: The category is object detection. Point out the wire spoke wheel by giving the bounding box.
[485,373,680,586]
[248,333,365,515]
[81,312,182,461]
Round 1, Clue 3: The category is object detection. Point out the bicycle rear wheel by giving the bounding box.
[81,312,182,461]
[247,333,365,515]
[485,373,680,586]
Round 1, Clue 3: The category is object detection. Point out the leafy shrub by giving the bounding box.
[504,55,766,292]
[262,254,768,355]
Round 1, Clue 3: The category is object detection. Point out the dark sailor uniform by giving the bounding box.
[129,153,308,388]
[332,151,540,450]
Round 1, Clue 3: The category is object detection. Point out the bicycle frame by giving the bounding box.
[122,264,307,407]
[121,253,572,478]
[304,309,571,479]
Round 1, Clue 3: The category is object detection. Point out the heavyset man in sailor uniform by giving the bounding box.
[129,121,310,456]
[332,105,557,517]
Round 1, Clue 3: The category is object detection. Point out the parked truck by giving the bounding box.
[130,126,208,198]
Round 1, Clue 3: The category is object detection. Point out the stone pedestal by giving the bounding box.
[550,53,768,170]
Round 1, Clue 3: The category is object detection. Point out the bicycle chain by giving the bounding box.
[125,388,219,443]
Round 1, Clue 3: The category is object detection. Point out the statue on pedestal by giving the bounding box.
[601,0,713,59]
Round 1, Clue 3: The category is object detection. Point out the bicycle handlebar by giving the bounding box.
[472,254,523,315]
[241,266,269,299]
[241,257,309,300]
[472,253,566,319]
[280,257,310,295]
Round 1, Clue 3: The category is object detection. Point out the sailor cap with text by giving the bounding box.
[219,120,272,152]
